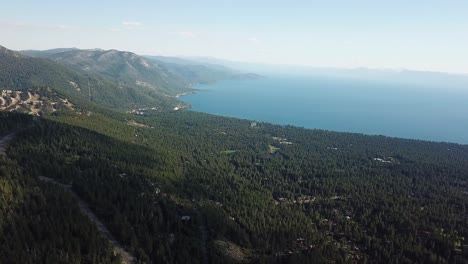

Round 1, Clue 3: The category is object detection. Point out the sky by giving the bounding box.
[1,0,468,74]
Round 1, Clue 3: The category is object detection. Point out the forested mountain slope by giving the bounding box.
[0,115,122,263]
[1,45,179,110]
[46,49,191,96]
[2,106,468,263]
[20,48,255,98]
[2,44,468,264]
[1,45,253,113]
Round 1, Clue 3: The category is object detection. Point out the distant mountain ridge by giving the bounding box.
[185,56,468,88]
[19,47,260,91]
[0,45,256,114]
[20,48,80,58]
[45,49,190,96]
[1,45,178,111]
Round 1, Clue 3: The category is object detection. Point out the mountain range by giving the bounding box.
[2,44,468,263]
[0,45,258,115]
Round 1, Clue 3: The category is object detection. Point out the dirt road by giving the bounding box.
[38,176,135,264]
[2,131,134,263]
[0,133,15,156]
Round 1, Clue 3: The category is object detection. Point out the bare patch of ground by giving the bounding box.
[214,240,249,263]
[24,92,43,115]
[126,120,153,128]
[0,89,76,115]
[135,80,154,88]
[68,80,80,91]
[60,98,75,110]
[268,144,280,154]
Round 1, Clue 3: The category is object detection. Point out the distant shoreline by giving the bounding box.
[175,91,197,98]
[176,76,468,145]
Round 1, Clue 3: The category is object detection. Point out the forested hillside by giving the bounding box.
[0,114,121,263]
[0,45,179,110]
[1,43,468,264]
[2,106,468,263]
[1,45,252,113]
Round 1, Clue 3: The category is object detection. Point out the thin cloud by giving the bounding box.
[248,37,261,45]
[1,21,78,31]
[122,21,143,27]
[55,24,72,30]
[178,31,196,39]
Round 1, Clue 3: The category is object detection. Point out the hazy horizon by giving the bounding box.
[1,1,468,74]
[4,45,467,78]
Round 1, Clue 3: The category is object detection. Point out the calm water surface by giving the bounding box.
[181,76,468,144]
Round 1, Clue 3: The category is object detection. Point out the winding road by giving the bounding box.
[0,133,15,156]
[0,131,135,263]
[38,176,135,264]
[198,211,209,264]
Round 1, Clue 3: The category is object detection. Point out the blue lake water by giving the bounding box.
[181,76,468,144]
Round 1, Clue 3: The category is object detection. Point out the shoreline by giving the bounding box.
[175,88,213,111]
[175,101,467,147]
[175,91,195,98]
[173,78,468,145]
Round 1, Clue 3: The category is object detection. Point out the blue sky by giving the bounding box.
[1,0,468,73]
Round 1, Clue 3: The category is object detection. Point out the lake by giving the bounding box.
[181,75,468,144]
